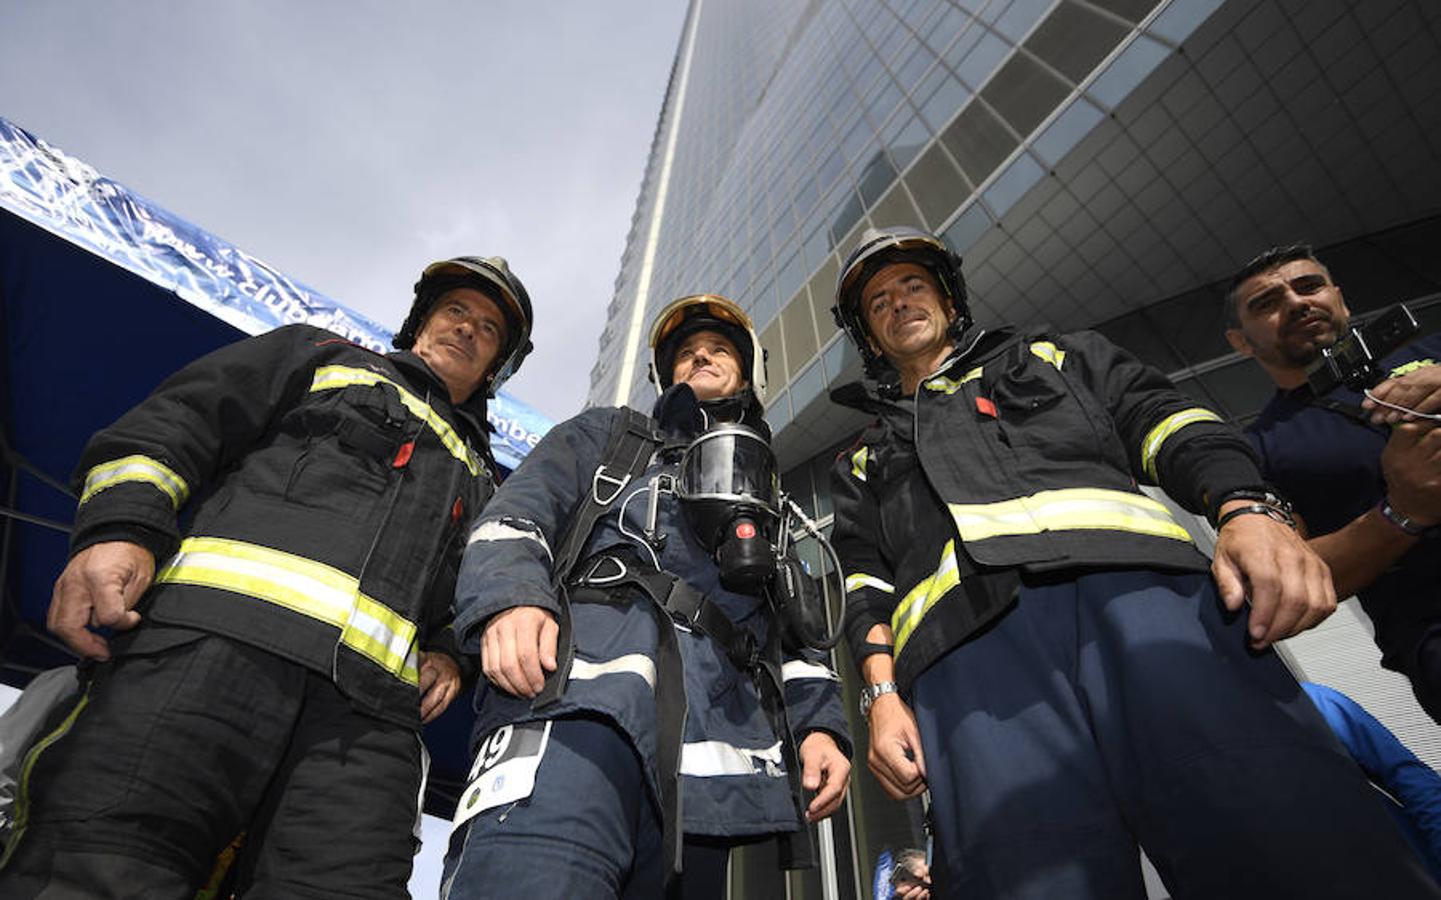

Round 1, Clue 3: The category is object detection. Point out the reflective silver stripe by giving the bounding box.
[568,654,656,689]
[781,660,839,682]
[156,536,420,684]
[1140,408,1223,480]
[679,739,785,778]
[845,573,895,594]
[79,455,189,508]
[948,488,1193,543]
[413,737,430,841]
[467,520,553,563]
[309,366,482,477]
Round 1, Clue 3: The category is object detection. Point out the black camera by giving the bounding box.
[1305,303,1419,395]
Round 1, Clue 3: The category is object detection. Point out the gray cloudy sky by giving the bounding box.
[0,1,688,422]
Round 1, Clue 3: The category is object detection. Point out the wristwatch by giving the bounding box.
[1378,497,1429,536]
[858,681,899,718]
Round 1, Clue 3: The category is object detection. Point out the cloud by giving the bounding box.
[0,0,687,422]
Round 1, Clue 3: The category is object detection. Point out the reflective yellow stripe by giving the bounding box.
[923,366,983,394]
[1390,358,1436,378]
[845,573,895,594]
[309,366,481,477]
[1030,342,1065,369]
[157,536,420,684]
[79,455,190,508]
[1140,408,1222,480]
[891,540,960,657]
[948,488,1192,543]
[851,447,868,482]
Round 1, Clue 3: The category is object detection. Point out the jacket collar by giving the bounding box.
[650,383,770,442]
[387,350,492,442]
[831,324,1017,414]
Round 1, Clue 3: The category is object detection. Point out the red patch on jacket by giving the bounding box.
[392,441,416,468]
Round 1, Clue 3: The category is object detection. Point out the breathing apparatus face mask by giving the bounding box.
[676,424,779,593]
[673,422,845,651]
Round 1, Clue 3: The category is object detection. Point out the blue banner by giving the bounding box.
[0,116,551,469]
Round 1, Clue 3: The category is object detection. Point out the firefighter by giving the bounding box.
[0,256,533,899]
[442,295,850,899]
[829,225,1440,899]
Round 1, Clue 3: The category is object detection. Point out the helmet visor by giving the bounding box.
[838,234,950,312]
[423,259,525,329]
[651,296,753,349]
[676,426,778,515]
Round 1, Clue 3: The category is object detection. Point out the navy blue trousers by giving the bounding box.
[910,570,1440,899]
[441,716,732,900]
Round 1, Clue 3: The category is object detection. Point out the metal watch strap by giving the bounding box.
[859,680,899,718]
[1378,497,1428,536]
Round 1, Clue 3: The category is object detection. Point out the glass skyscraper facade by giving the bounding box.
[589,1,1441,896]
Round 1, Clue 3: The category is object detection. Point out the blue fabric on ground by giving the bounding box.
[1303,681,1441,883]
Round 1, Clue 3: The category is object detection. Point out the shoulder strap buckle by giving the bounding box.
[592,466,631,506]
[575,553,629,586]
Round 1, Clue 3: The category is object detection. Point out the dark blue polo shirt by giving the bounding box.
[1247,331,1441,675]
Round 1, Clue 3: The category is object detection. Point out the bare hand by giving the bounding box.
[1381,423,1441,527]
[799,730,851,822]
[866,693,927,799]
[1363,365,1441,425]
[418,651,462,723]
[895,859,933,900]
[480,605,558,698]
[895,881,932,900]
[48,541,154,661]
[1212,509,1335,649]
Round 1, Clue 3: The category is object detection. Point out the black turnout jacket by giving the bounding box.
[70,324,493,728]
[831,326,1267,689]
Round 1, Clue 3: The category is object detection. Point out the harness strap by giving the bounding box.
[568,579,688,881]
[687,588,815,869]
[575,554,816,871]
[532,408,657,712]
[753,643,817,870]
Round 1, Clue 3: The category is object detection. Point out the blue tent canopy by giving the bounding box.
[0,117,552,807]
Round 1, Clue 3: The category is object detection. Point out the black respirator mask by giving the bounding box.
[674,423,844,651]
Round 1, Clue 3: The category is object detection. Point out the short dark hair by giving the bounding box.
[1222,244,1324,329]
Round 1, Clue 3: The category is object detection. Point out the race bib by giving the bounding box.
[450,720,553,830]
